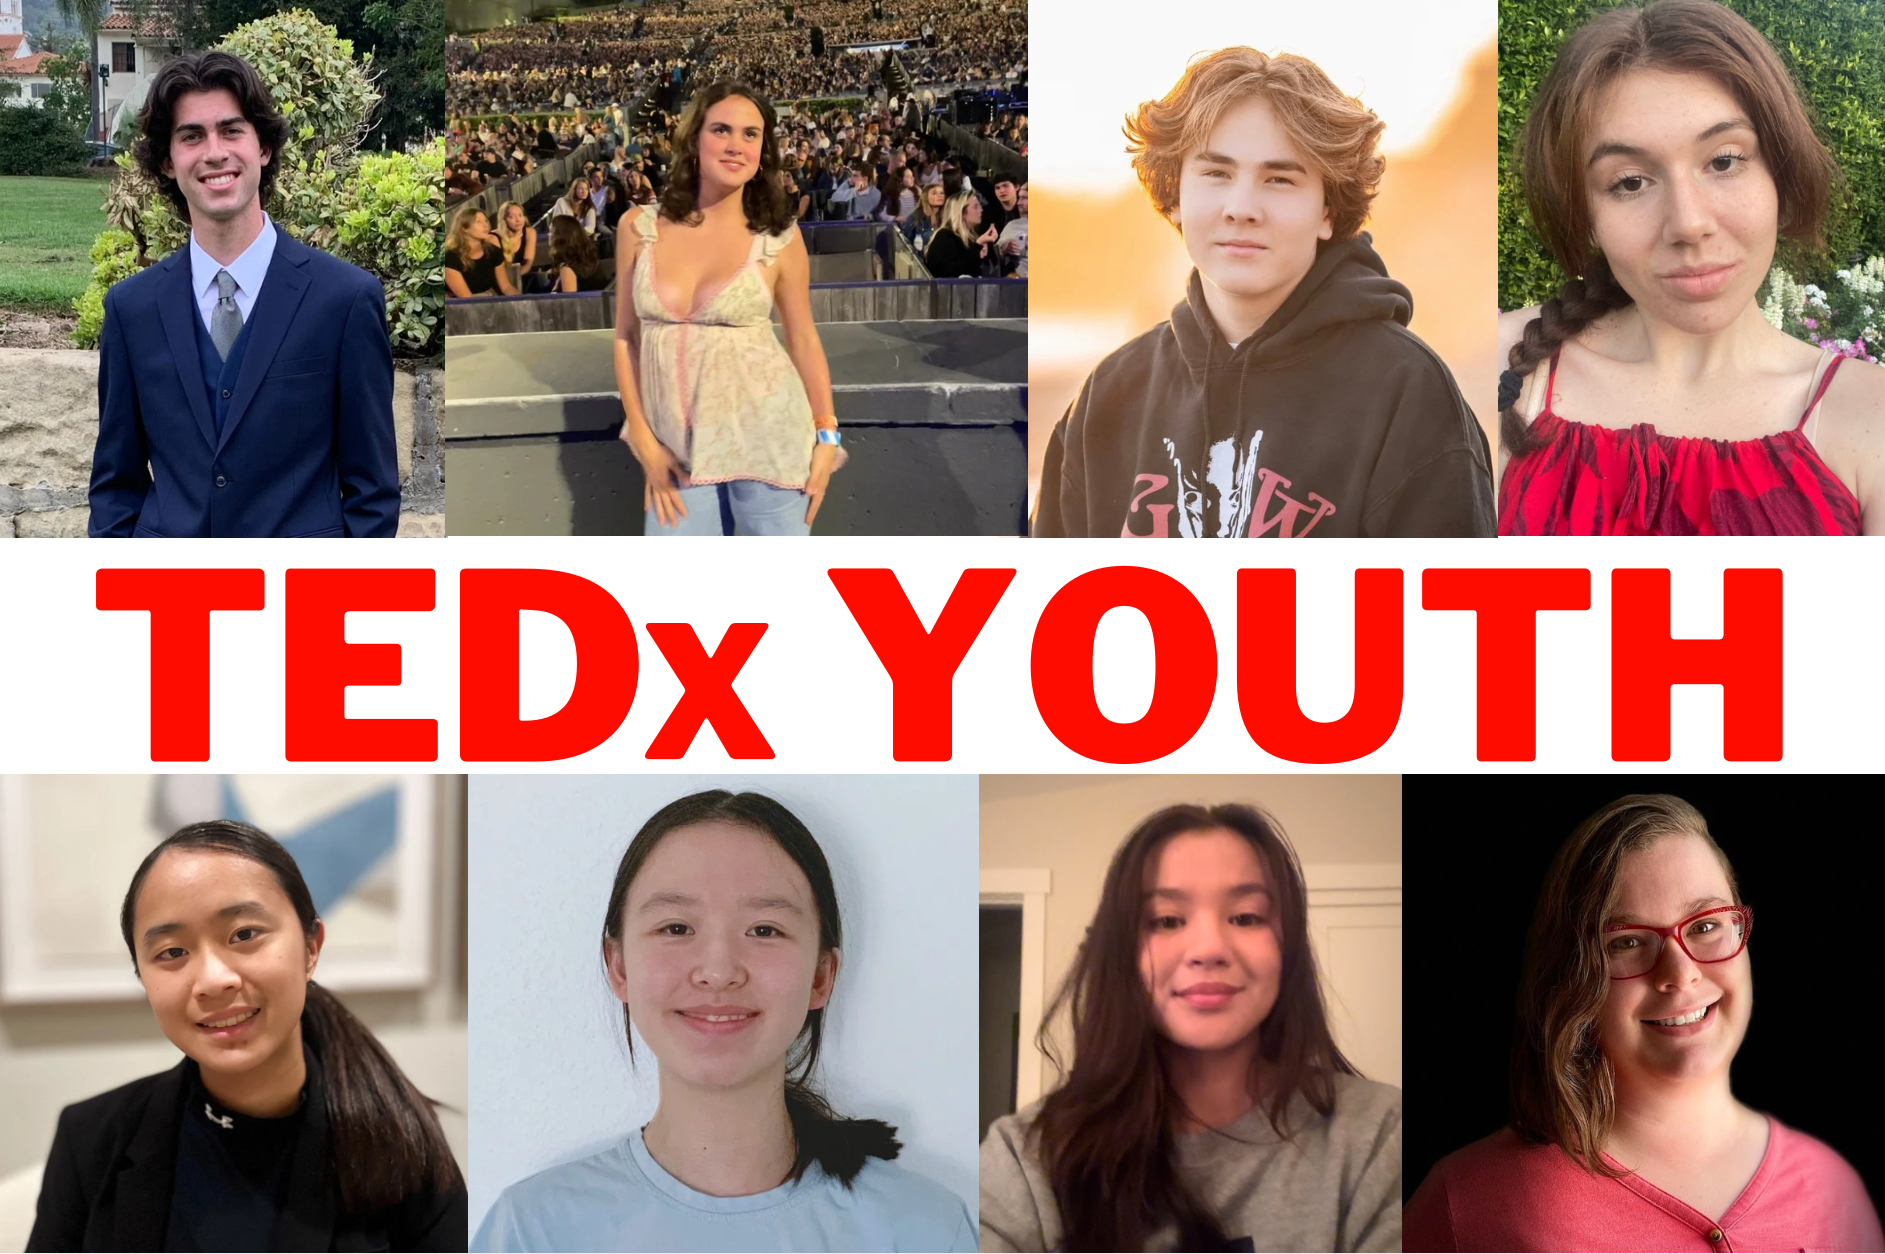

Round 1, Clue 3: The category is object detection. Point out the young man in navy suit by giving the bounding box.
[88,50,401,537]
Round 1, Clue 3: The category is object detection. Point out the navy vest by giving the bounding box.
[192,292,257,438]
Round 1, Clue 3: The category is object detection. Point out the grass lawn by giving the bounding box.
[0,175,108,313]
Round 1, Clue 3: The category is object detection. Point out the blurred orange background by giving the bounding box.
[1028,17,1498,504]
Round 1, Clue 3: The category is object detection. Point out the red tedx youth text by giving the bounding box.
[92,565,1785,765]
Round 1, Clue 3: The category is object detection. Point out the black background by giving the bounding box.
[1404,775,1882,1206]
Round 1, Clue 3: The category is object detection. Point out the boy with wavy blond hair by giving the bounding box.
[1034,46,1494,538]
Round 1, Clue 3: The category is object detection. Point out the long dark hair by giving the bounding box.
[550,214,598,277]
[1033,803,1357,1252]
[133,50,290,223]
[119,821,459,1215]
[601,790,898,1185]
[658,81,796,234]
[1501,0,1836,456]
[1510,794,1739,1175]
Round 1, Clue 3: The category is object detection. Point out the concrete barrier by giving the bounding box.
[442,320,1027,535]
[446,277,1025,335]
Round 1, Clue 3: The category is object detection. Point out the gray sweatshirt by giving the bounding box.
[978,1072,1402,1252]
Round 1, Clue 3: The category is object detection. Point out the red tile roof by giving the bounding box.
[0,51,52,74]
[99,9,175,33]
[0,34,25,57]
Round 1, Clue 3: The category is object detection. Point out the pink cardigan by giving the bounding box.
[1406,1119,1883,1252]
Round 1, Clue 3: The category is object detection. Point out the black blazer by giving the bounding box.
[26,1057,466,1252]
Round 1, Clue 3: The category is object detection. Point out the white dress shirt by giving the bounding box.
[188,215,278,334]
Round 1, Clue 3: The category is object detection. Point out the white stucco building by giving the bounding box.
[0,0,56,108]
[94,2,177,140]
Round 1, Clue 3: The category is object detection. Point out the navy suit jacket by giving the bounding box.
[89,232,401,537]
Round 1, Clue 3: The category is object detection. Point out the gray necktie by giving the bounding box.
[210,269,242,361]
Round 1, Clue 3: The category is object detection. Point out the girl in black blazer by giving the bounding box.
[27,820,465,1252]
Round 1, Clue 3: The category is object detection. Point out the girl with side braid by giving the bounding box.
[1497,0,1885,536]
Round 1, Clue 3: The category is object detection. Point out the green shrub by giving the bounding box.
[220,8,381,160]
[274,141,448,353]
[77,8,444,355]
[1499,0,1885,311]
[0,106,91,177]
[73,230,141,348]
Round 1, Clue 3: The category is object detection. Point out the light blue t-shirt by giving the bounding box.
[473,1128,976,1252]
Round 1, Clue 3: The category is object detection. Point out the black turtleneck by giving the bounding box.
[164,1062,306,1252]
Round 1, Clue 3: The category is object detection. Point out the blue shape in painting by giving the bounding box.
[147,778,400,917]
[280,787,401,916]
[219,776,251,826]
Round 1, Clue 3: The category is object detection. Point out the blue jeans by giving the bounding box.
[645,480,812,536]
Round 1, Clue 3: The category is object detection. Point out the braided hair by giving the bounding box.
[1499,258,1632,457]
[1500,0,1837,456]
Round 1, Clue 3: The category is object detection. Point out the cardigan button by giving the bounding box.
[221,388,232,398]
[215,475,227,488]
[1707,1228,1722,1243]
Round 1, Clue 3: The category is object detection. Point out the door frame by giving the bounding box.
[980,867,1051,1110]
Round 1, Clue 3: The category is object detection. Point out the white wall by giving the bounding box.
[979,774,1402,1093]
[468,775,980,1236]
[0,777,468,1253]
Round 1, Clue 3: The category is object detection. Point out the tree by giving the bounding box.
[50,0,104,141]
[41,38,94,136]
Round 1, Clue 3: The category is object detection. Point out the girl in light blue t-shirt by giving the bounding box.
[473,790,975,1253]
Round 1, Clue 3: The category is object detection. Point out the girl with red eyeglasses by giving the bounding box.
[1406,794,1882,1252]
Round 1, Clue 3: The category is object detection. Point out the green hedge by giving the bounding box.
[1499,0,1885,310]
[0,107,91,177]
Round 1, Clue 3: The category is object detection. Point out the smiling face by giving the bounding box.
[502,202,526,232]
[1139,828,1284,1055]
[162,87,272,226]
[699,95,766,194]
[1176,92,1332,315]
[1585,68,1778,335]
[1598,833,1751,1088]
[131,849,319,1079]
[607,821,836,1094]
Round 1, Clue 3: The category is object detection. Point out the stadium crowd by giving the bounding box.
[449,0,1024,113]
[442,0,1026,298]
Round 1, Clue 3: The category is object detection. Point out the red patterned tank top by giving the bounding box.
[1498,350,1861,536]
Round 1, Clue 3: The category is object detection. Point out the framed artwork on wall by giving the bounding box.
[0,775,435,1004]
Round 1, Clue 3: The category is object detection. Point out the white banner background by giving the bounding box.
[0,536,1874,772]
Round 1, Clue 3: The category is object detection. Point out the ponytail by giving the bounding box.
[784,1080,901,1185]
[122,821,461,1217]
[603,790,902,1188]
[1500,255,1632,457]
[302,980,461,1213]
